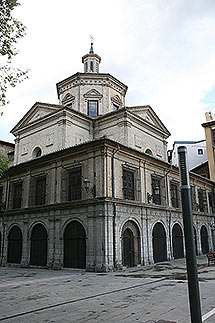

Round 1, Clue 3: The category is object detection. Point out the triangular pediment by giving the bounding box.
[83,89,103,99]
[62,93,75,104]
[11,102,62,134]
[127,105,171,136]
[111,95,122,106]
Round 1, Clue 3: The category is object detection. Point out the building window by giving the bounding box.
[212,129,215,147]
[151,177,161,205]
[88,100,98,117]
[113,104,119,111]
[90,61,94,72]
[198,149,203,155]
[32,147,42,159]
[170,182,179,208]
[96,62,99,73]
[85,62,88,72]
[12,183,22,209]
[35,177,46,206]
[66,103,72,109]
[68,169,81,201]
[123,169,135,200]
[208,192,215,213]
[198,189,208,212]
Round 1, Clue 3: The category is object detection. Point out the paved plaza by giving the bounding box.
[0,256,214,323]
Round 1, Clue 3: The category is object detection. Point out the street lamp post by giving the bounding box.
[178,146,202,323]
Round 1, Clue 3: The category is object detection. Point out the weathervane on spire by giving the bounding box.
[89,35,94,54]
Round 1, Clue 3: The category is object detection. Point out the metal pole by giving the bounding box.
[178,146,202,323]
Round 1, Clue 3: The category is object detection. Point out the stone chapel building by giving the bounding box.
[0,44,214,271]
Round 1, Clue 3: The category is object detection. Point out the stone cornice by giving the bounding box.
[56,72,128,98]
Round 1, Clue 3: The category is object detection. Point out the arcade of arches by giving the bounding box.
[0,220,212,269]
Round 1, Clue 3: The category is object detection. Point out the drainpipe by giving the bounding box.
[77,73,80,112]
[164,167,172,260]
[1,176,9,266]
[111,145,120,269]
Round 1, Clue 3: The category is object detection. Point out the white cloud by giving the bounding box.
[1,0,215,148]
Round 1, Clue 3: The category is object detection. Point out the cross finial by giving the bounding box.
[89,35,94,54]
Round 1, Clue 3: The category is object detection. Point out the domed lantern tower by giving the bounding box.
[82,42,101,73]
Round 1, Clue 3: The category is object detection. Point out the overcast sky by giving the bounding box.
[1,0,215,148]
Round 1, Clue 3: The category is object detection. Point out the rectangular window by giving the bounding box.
[212,129,215,147]
[123,169,135,200]
[88,100,98,117]
[90,61,94,72]
[198,189,208,212]
[198,149,203,155]
[208,192,215,213]
[113,104,119,111]
[152,177,161,205]
[35,177,46,206]
[170,182,179,208]
[12,182,22,209]
[68,169,81,200]
[85,62,88,72]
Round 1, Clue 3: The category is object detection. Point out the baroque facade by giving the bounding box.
[0,45,215,271]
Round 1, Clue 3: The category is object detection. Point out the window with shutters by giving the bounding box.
[68,169,82,201]
[151,177,161,205]
[35,177,46,206]
[198,189,208,212]
[123,169,135,200]
[170,182,179,208]
[190,185,197,211]
[208,192,215,213]
[12,182,22,209]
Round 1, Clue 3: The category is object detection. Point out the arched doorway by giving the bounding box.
[30,224,48,266]
[7,226,22,263]
[122,221,140,267]
[64,221,86,268]
[193,226,198,255]
[172,224,184,259]
[200,225,209,254]
[152,222,167,263]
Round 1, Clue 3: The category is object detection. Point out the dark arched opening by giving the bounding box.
[7,226,22,264]
[122,221,141,267]
[64,221,86,269]
[172,224,184,259]
[30,224,48,266]
[152,222,167,263]
[200,225,209,254]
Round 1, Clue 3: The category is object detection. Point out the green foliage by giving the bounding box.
[0,0,28,109]
[0,154,9,178]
